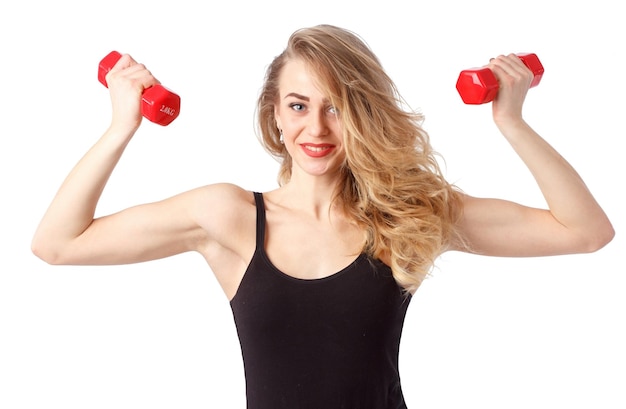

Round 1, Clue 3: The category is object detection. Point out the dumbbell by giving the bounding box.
[456,53,544,105]
[97,51,181,126]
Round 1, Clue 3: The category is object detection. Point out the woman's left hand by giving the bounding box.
[488,54,535,128]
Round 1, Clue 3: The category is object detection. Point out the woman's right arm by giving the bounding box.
[31,54,214,265]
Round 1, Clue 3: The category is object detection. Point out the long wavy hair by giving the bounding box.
[256,24,466,293]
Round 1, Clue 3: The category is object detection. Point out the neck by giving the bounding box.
[276,173,344,221]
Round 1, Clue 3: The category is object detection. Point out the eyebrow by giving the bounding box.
[284,92,310,101]
[284,93,332,105]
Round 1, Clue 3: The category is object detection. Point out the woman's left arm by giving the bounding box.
[455,54,614,256]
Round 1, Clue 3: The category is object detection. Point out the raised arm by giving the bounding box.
[454,54,614,257]
[31,54,210,265]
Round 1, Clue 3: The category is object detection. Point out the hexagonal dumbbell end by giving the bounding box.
[141,85,180,126]
[97,51,122,88]
[97,51,181,126]
[456,53,544,105]
[455,67,500,105]
[517,53,544,88]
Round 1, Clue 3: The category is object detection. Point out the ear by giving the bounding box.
[274,106,282,131]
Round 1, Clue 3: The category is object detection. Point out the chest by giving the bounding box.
[264,210,366,280]
[231,253,410,354]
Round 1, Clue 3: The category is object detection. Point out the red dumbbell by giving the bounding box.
[98,51,181,126]
[456,53,544,105]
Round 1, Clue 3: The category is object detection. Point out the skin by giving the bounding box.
[31,53,614,301]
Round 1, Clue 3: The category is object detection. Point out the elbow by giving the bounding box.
[597,224,616,251]
[31,241,53,265]
[582,220,615,253]
[31,236,64,265]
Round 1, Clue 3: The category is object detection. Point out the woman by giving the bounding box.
[32,25,614,408]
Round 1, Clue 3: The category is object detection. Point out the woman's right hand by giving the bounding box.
[105,53,161,134]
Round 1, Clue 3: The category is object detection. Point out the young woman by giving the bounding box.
[32,25,614,408]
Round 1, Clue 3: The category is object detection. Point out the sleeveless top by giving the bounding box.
[230,192,412,409]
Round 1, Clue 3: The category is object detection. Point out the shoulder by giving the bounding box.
[198,182,255,204]
[190,183,256,226]
[187,184,260,297]
[185,183,258,265]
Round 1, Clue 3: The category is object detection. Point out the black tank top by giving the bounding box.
[230,192,411,409]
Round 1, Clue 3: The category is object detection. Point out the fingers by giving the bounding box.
[106,54,161,93]
[488,54,534,89]
[105,54,161,132]
[486,54,534,125]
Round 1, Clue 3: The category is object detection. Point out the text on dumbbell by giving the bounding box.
[160,106,176,116]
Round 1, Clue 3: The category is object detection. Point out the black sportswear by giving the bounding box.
[230,192,411,408]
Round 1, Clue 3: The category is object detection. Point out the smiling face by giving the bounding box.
[274,58,345,181]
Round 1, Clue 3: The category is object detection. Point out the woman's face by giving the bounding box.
[274,58,345,180]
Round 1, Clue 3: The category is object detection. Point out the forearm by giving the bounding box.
[32,126,135,262]
[499,118,613,244]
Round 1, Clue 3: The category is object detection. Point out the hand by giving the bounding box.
[488,54,534,128]
[104,54,161,133]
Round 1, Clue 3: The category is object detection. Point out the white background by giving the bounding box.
[1,1,624,408]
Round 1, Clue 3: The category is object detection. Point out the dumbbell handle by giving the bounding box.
[98,51,180,126]
[456,53,544,105]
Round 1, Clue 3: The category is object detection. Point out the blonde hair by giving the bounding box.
[257,25,465,293]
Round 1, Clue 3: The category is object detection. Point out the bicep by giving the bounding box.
[453,195,583,257]
[59,188,211,265]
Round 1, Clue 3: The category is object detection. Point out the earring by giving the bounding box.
[279,130,284,144]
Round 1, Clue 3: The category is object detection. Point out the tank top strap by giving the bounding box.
[252,191,266,251]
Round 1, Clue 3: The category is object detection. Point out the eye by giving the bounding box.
[328,106,338,115]
[289,103,305,112]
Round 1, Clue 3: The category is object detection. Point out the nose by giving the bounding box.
[307,109,329,138]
